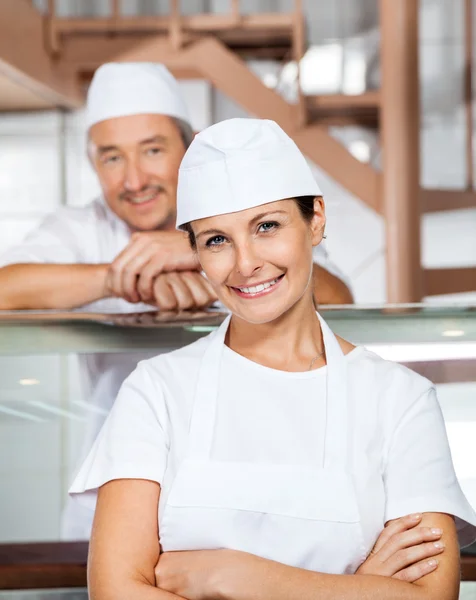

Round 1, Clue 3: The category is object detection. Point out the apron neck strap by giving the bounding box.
[187,315,231,459]
[188,312,349,470]
[316,313,349,470]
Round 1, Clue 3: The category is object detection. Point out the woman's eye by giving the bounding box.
[258,221,279,233]
[205,235,226,247]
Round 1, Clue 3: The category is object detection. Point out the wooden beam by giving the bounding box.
[380,0,422,302]
[108,36,197,74]
[61,32,291,72]
[0,541,87,589]
[177,36,298,131]
[0,0,82,108]
[421,189,476,213]
[294,124,383,213]
[462,554,476,581]
[306,92,380,128]
[464,0,474,189]
[54,13,294,35]
[306,91,381,110]
[231,0,241,22]
[423,267,476,296]
[293,0,306,127]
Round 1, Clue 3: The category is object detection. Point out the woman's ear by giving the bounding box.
[310,196,326,246]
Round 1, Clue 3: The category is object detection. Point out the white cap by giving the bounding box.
[86,62,191,130]
[176,118,322,229]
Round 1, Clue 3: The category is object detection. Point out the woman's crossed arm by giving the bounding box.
[89,478,460,600]
[156,513,460,600]
[88,479,184,600]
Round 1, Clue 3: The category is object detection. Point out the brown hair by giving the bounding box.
[182,195,317,250]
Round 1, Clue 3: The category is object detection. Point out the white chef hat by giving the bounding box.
[85,62,191,130]
[176,118,322,229]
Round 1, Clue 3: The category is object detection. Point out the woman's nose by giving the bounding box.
[235,243,262,278]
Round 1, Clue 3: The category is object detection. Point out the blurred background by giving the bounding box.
[1,0,475,304]
[0,0,476,597]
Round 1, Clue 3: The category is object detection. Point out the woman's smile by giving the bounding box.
[230,274,285,299]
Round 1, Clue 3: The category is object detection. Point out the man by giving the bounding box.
[0,62,352,538]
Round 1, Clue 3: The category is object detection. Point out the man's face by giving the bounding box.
[88,113,187,231]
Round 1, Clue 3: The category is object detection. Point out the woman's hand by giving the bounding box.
[356,513,445,582]
[156,548,253,600]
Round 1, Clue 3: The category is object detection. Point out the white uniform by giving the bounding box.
[0,198,341,540]
[0,198,160,538]
[70,314,476,573]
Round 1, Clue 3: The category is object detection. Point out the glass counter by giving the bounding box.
[0,305,475,593]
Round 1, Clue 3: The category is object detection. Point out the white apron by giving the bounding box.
[159,313,368,574]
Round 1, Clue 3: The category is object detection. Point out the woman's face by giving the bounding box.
[192,198,325,324]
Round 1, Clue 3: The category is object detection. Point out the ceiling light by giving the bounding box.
[366,342,476,362]
[442,330,465,338]
[19,378,40,386]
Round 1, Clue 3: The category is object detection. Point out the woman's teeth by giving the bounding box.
[237,277,280,295]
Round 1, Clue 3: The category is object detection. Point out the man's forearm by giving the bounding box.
[312,264,354,305]
[0,263,110,310]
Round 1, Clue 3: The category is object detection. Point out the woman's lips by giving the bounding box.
[231,274,285,299]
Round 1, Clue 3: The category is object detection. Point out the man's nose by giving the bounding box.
[123,159,148,192]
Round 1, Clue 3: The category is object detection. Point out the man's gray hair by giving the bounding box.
[173,117,195,149]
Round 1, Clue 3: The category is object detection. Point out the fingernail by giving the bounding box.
[431,528,443,535]
[428,559,438,567]
[434,541,445,549]
[411,513,422,520]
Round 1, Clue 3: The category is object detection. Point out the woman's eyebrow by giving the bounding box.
[248,210,288,224]
[195,228,225,240]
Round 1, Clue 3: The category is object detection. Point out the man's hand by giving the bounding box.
[356,513,445,582]
[152,271,217,311]
[106,230,199,303]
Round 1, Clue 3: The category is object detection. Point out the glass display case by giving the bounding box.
[0,305,475,596]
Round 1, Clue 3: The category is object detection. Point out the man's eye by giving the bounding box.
[258,221,279,232]
[146,147,162,156]
[103,155,121,165]
[206,235,225,247]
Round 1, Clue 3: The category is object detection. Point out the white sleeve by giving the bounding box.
[69,362,168,511]
[383,386,476,548]
[0,209,84,267]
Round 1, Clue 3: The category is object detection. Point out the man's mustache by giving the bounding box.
[119,185,165,201]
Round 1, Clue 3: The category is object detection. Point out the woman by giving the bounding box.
[71,118,476,600]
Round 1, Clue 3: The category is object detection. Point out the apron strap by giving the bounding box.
[187,315,231,459]
[188,312,349,471]
[317,313,349,471]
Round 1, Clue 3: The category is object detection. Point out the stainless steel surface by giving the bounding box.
[0,305,475,355]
